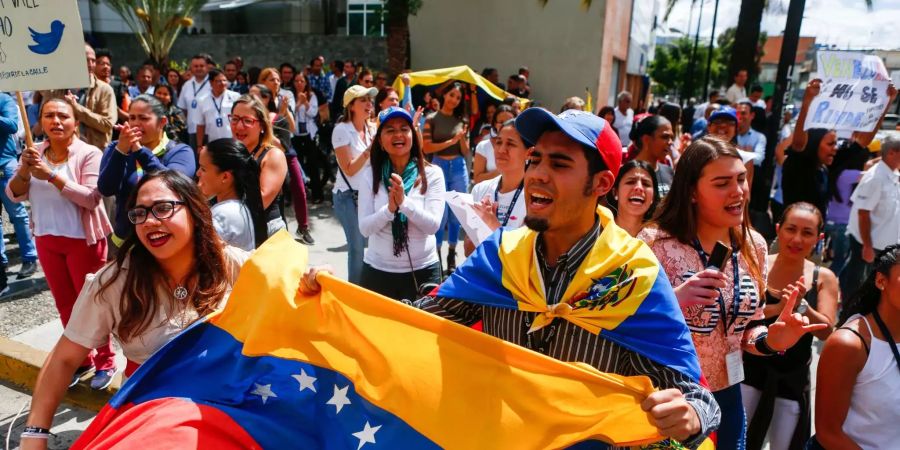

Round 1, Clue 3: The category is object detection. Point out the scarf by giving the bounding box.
[382,159,419,257]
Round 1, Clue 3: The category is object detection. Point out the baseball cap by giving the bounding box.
[709,106,738,123]
[515,108,622,175]
[343,85,378,108]
[377,106,412,126]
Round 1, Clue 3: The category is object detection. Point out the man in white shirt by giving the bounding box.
[176,54,212,149]
[735,101,766,166]
[612,91,634,147]
[196,69,241,147]
[725,69,748,104]
[842,135,900,297]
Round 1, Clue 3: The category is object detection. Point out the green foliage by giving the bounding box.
[714,26,767,87]
[98,0,209,66]
[649,36,723,99]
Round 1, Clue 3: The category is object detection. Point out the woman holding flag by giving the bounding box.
[357,107,445,301]
[640,136,828,449]
[21,170,248,448]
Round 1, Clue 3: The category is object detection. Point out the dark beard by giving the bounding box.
[524,215,549,232]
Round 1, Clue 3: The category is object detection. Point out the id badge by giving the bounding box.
[726,350,744,385]
[216,117,223,128]
[191,99,198,109]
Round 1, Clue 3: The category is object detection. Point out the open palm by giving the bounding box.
[765,285,828,351]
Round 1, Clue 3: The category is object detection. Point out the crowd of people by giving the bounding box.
[2,42,898,450]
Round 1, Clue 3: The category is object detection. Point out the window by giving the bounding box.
[347,0,384,37]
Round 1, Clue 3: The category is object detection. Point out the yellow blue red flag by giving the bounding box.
[73,231,675,449]
[437,206,702,382]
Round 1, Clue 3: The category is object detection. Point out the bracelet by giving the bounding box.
[21,426,50,439]
[47,169,58,182]
[753,331,783,356]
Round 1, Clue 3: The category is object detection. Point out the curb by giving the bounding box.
[1,275,49,301]
[0,335,121,412]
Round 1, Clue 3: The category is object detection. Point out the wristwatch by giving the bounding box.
[796,299,809,315]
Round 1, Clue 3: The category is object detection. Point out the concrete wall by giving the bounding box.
[598,0,632,108]
[89,33,388,73]
[408,0,612,112]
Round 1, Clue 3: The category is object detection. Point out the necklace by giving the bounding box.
[45,149,68,165]
[174,286,189,300]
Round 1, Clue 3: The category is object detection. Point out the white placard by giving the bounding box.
[443,191,494,248]
[805,51,891,132]
[0,0,90,92]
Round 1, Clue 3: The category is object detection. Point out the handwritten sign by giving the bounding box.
[805,51,890,132]
[0,0,89,92]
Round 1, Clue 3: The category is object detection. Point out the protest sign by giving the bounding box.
[443,191,494,247]
[0,0,90,92]
[805,51,891,132]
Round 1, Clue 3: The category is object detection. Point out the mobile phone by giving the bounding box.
[706,241,732,271]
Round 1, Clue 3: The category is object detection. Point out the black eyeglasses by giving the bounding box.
[128,200,185,225]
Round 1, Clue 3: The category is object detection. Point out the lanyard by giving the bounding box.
[872,309,900,377]
[692,238,741,334]
[193,79,208,96]
[212,94,223,115]
[493,178,524,227]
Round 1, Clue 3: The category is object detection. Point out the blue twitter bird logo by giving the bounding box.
[28,20,65,55]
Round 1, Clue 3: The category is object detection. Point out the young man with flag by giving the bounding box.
[415,109,720,447]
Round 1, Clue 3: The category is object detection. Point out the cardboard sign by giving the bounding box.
[0,0,89,92]
[805,51,891,132]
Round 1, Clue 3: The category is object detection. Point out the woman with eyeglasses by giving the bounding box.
[21,171,249,448]
[472,104,517,184]
[98,94,197,247]
[229,94,288,237]
[423,82,471,273]
[7,98,115,391]
[358,107,445,300]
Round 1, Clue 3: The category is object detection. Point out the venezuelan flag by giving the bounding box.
[73,231,676,449]
[437,206,702,382]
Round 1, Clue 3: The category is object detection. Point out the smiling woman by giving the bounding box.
[20,170,249,448]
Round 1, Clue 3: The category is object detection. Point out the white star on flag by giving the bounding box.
[326,384,352,414]
[291,369,317,393]
[352,421,381,450]
[250,383,277,404]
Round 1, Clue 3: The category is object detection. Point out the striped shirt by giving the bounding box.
[416,219,720,448]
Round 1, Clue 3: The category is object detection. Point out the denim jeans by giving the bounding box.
[433,156,469,248]
[713,384,747,450]
[0,160,38,265]
[333,189,365,284]
[824,221,849,278]
[839,236,873,301]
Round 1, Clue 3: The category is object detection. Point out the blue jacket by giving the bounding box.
[98,140,196,239]
[0,93,20,168]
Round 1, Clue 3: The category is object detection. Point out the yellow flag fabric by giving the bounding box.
[212,231,667,448]
[586,87,594,113]
[391,65,526,105]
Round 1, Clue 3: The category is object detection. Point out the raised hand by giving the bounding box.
[471,196,500,230]
[803,79,822,104]
[765,284,829,351]
[115,124,142,154]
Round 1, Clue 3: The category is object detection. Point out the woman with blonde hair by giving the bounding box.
[229,94,288,237]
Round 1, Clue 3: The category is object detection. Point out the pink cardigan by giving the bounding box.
[6,138,113,246]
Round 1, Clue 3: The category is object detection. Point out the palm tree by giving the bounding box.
[95,0,208,67]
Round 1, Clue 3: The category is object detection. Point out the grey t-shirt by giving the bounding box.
[426,111,464,158]
[211,199,256,252]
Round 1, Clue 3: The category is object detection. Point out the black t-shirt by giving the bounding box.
[782,149,829,216]
[656,164,674,199]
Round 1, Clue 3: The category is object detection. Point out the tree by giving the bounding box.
[650,37,722,99]
[95,0,208,67]
[713,26,767,88]
[384,0,422,77]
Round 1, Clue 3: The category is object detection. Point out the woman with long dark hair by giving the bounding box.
[639,137,826,449]
[742,202,838,450]
[153,83,188,144]
[20,171,248,446]
[358,107,445,300]
[423,82,470,273]
[813,244,900,449]
[229,94,288,236]
[607,159,659,237]
[99,94,197,246]
[196,138,267,251]
[628,115,675,198]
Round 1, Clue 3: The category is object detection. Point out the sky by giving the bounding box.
[661,0,900,51]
